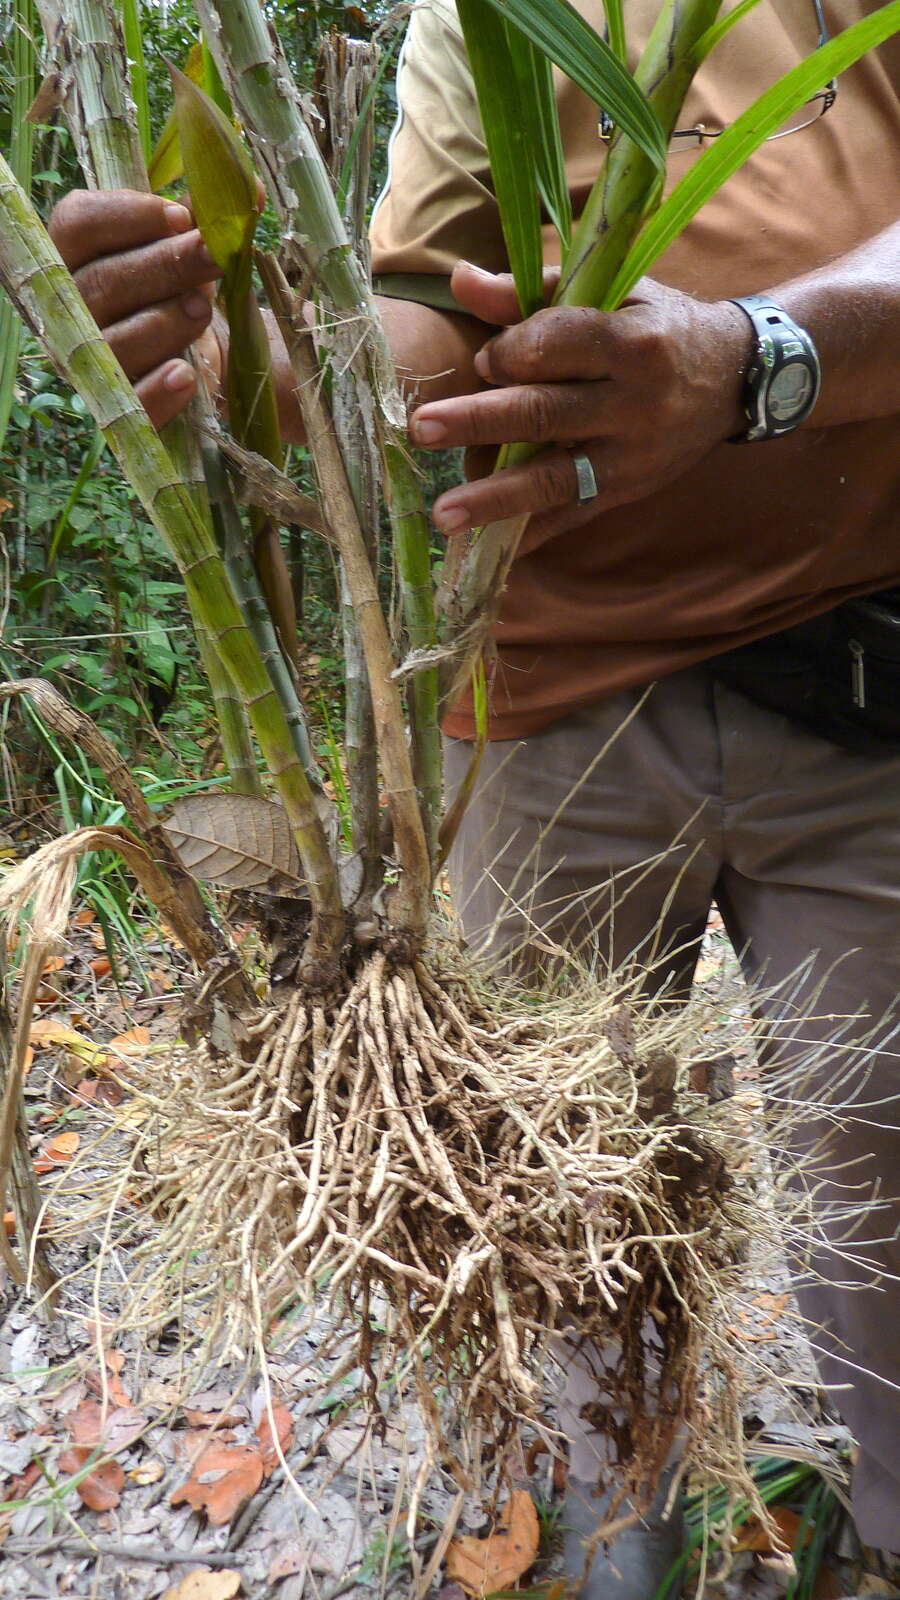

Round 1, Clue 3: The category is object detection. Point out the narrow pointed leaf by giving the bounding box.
[604,0,626,63]
[482,0,665,168]
[506,26,571,252]
[167,59,257,268]
[695,0,764,63]
[456,0,543,317]
[607,0,900,305]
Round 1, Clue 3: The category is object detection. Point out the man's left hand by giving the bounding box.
[408,262,752,544]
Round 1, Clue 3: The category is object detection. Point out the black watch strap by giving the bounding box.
[728,294,821,442]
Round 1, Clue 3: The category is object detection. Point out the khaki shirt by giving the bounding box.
[370,0,900,739]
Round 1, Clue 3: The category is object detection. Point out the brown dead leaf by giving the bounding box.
[84,1354,132,1409]
[89,956,112,978]
[170,1443,264,1526]
[267,1542,304,1582]
[128,1459,165,1486]
[29,1019,106,1070]
[256,1403,294,1474]
[59,1445,125,1511]
[446,1491,540,1597]
[3,1211,15,1237]
[72,906,96,926]
[162,1568,242,1600]
[6,1460,41,1499]
[724,1323,778,1343]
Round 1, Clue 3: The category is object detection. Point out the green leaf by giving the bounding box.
[506,25,572,252]
[456,0,544,317]
[604,0,626,64]
[695,0,764,63]
[119,0,151,162]
[607,0,900,305]
[168,58,258,271]
[481,0,665,169]
[151,44,233,194]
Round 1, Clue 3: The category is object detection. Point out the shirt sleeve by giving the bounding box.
[369,0,508,282]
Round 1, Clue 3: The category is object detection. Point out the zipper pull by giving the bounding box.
[849,639,866,709]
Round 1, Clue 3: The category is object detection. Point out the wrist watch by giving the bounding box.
[727,293,821,442]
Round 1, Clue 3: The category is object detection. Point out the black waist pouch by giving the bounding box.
[707,588,900,756]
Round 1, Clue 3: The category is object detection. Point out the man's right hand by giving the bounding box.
[48,189,223,429]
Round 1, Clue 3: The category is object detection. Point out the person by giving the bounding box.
[49,0,900,1580]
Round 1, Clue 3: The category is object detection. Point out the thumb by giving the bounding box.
[450,260,560,327]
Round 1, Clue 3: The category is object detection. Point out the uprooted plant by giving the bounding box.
[2,0,899,1537]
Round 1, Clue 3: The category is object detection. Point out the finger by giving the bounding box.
[449,261,560,328]
[49,188,194,272]
[73,227,220,329]
[106,292,213,381]
[410,381,607,450]
[134,358,198,430]
[475,305,621,385]
[432,445,598,534]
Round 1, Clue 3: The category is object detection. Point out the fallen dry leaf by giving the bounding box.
[89,955,112,978]
[446,1491,540,1597]
[256,1403,294,1474]
[34,1129,80,1171]
[108,1025,151,1059]
[267,1542,304,1582]
[128,1459,165,1486]
[59,1445,125,1511]
[162,1568,242,1600]
[28,1019,107,1070]
[170,1443,264,1526]
[734,1506,810,1553]
[3,1211,15,1237]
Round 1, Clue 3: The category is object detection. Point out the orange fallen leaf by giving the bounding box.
[3,1211,15,1237]
[446,1491,540,1597]
[29,1020,107,1070]
[162,1569,242,1600]
[735,1506,810,1553]
[72,906,96,926]
[59,1445,125,1511]
[256,1403,294,1474]
[108,1025,150,1059]
[89,956,112,978]
[170,1443,264,1526]
[42,1129,80,1161]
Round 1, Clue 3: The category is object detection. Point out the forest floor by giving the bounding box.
[1,889,898,1600]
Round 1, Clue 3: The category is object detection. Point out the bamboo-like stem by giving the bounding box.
[202,440,322,794]
[38,0,263,797]
[0,940,55,1295]
[0,161,344,962]
[438,0,724,712]
[195,0,442,876]
[259,255,430,937]
[318,33,382,898]
[0,0,36,453]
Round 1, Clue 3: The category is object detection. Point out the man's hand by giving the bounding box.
[409,263,752,545]
[48,189,223,429]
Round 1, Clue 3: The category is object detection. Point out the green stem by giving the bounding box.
[196,0,442,885]
[0,0,36,453]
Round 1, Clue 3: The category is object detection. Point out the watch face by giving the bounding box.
[768,360,814,422]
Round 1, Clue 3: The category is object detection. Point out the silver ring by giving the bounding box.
[572,452,599,506]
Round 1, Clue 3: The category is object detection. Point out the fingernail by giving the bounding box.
[198,242,220,273]
[434,503,470,534]
[412,416,446,446]
[164,361,195,392]
[473,349,492,381]
[164,202,191,234]
[183,291,211,320]
[457,260,492,277]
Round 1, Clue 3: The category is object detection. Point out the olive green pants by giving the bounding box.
[445,666,900,1551]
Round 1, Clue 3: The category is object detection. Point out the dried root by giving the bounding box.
[40,941,774,1526]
